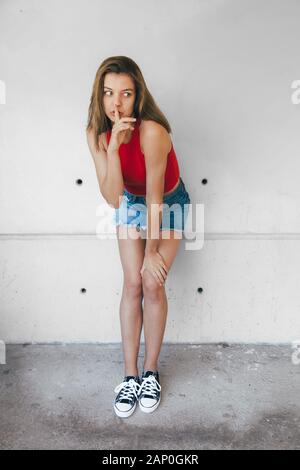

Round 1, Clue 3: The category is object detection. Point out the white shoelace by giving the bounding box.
[114,378,140,401]
[138,375,161,398]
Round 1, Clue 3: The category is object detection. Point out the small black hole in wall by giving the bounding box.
[76,179,83,185]
[201,179,207,185]
[81,288,86,294]
[197,287,203,293]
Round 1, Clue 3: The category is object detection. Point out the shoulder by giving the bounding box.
[139,120,172,154]
[86,128,108,152]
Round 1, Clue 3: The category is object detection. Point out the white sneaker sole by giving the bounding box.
[138,396,161,413]
[113,400,137,418]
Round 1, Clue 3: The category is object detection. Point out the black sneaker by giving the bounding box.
[138,370,161,413]
[113,375,140,418]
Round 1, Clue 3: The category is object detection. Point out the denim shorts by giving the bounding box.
[113,177,191,232]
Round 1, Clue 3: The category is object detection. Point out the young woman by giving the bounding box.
[86,56,191,418]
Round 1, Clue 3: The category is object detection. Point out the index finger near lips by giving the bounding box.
[114,104,120,121]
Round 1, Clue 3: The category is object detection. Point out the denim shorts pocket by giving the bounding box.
[164,180,190,206]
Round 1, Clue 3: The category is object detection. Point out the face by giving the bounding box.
[103,72,136,122]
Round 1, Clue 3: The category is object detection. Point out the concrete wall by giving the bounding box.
[1,0,300,343]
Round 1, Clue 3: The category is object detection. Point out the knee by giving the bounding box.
[141,269,163,300]
[123,275,143,297]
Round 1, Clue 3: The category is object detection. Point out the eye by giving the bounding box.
[103,91,132,97]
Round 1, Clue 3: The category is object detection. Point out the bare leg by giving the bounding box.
[142,230,182,371]
[116,225,146,377]
[142,281,168,371]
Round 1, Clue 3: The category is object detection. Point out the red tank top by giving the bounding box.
[105,118,180,195]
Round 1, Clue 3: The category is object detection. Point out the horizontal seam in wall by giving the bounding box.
[1,233,300,240]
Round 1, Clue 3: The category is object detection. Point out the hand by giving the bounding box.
[107,104,136,152]
[140,251,168,286]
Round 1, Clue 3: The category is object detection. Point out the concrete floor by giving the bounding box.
[0,343,300,450]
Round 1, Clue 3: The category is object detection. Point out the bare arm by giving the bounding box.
[139,123,170,285]
[143,124,170,253]
[86,129,124,208]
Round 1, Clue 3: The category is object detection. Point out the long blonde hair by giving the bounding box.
[86,55,172,151]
